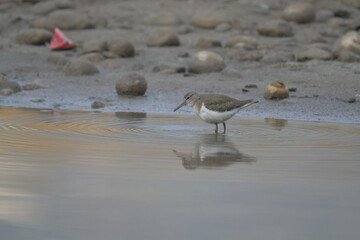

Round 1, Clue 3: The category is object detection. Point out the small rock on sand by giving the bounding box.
[32,0,74,15]
[333,31,360,61]
[282,2,315,24]
[47,52,69,65]
[195,37,221,48]
[116,73,147,96]
[296,47,333,61]
[78,53,105,63]
[82,39,108,54]
[188,51,226,74]
[146,28,180,47]
[264,81,289,100]
[107,39,135,58]
[257,20,293,37]
[0,81,22,93]
[224,35,258,49]
[0,88,13,95]
[191,12,228,29]
[91,101,105,109]
[63,59,99,76]
[46,10,94,30]
[16,28,52,45]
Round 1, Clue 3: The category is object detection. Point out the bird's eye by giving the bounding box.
[186,97,190,100]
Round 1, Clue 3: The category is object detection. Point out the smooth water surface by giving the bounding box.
[1,107,360,240]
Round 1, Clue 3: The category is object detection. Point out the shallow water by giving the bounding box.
[0,107,360,240]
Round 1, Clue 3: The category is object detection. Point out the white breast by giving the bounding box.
[196,103,241,124]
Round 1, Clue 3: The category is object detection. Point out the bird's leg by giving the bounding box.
[223,122,226,134]
[215,123,218,134]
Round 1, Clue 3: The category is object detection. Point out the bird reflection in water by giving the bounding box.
[173,134,255,170]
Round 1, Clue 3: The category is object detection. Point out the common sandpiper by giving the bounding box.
[174,91,259,133]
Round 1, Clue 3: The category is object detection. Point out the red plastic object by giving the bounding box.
[49,27,75,50]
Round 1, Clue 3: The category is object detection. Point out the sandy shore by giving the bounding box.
[0,0,359,123]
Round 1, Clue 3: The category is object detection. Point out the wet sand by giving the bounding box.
[0,107,360,240]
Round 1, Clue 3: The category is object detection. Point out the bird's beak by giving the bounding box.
[174,100,186,112]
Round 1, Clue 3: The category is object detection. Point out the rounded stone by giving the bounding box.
[91,101,105,109]
[188,51,226,74]
[63,59,99,76]
[82,39,108,54]
[146,28,180,47]
[333,31,360,57]
[16,28,52,45]
[264,81,289,100]
[143,12,180,25]
[294,29,326,43]
[282,2,315,24]
[224,35,258,49]
[191,12,228,29]
[78,53,105,62]
[195,37,221,48]
[116,73,147,96]
[296,47,333,61]
[107,39,135,58]
[0,88,13,95]
[32,0,74,15]
[0,81,22,93]
[47,52,68,65]
[257,20,293,37]
[46,10,94,30]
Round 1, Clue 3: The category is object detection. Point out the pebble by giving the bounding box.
[289,87,297,92]
[282,2,315,24]
[32,0,74,15]
[188,51,226,74]
[215,22,232,32]
[334,9,350,19]
[91,101,105,109]
[47,52,69,65]
[0,88,13,95]
[347,97,356,103]
[224,35,258,49]
[152,62,185,73]
[264,81,289,100]
[22,83,42,90]
[146,28,180,47]
[294,29,326,44]
[0,81,22,93]
[82,39,108,54]
[221,67,242,78]
[191,12,228,29]
[107,39,135,58]
[46,10,94,30]
[0,74,7,82]
[78,53,105,62]
[143,12,180,25]
[16,28,52,45]
[63,59,99,76]
[30,99,45,103]
[245,84,258,89]
[257,20,293,37]
[116,73,147,96]
[296,47,333,61]
[333,31,360,62]
[195,37,221,48]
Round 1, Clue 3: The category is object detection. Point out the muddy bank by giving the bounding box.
[0,0,359,123]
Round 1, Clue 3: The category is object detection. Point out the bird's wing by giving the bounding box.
[202,94,255,112]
